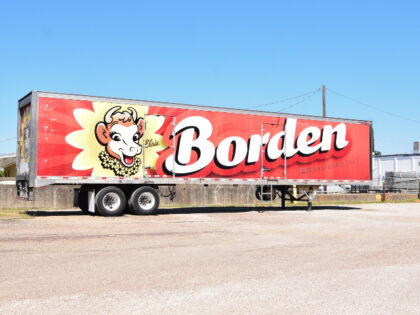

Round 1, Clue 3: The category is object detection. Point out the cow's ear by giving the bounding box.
[137,118,145,137]
[96,123,109,145]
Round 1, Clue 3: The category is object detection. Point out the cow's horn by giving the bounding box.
[128,107,137,122]
[104,106,121,123]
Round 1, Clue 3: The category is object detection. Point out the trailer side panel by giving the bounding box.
[34,96,371,183]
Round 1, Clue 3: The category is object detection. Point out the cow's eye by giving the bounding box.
[110,132,122,141]
[133,132,140,142]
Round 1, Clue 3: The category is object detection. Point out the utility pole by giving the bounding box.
[322,85,327,194]
[322,85,326,117]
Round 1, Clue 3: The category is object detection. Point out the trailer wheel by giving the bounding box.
[96,186,126,216]
[130,186,160,215]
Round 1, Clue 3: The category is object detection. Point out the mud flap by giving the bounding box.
[88,190,96,213]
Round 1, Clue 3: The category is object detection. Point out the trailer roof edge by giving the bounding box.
[18,91,34,103]
[33,90,372,125]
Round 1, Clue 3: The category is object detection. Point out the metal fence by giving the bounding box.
[384,171,420,193]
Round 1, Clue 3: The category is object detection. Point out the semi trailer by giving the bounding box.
[16,91,373,215]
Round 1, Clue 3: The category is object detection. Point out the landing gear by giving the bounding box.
[254,185,317,211]
[307,200,312,211]
[306,188,314,211]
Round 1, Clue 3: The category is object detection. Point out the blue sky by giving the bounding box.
[1,0,419,155]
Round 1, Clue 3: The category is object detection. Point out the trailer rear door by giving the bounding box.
[16,93,35,199]
[17,104,31,177]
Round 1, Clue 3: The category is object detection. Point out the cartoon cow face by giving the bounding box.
[95,106,144,167]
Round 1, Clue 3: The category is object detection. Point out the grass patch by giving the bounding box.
[0,209,33,221]
[161,198,419,209]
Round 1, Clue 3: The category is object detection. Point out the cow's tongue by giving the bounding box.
[124,156,134,165]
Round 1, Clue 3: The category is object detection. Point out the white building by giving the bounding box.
[372,142,420,186]
[0,153,16,177]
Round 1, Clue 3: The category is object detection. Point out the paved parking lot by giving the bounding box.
[1,203,420,314]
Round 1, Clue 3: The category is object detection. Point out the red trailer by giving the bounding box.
[16,91,373,215]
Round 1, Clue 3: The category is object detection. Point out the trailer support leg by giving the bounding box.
[88,190,95,213]
[307,192,313,211]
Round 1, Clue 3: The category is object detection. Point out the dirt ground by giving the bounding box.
[1,203,420,314]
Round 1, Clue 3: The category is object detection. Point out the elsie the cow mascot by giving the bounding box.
[96,106,145,176]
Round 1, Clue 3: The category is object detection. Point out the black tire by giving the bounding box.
[255,186,263,200]
[78,190,90,214]
[127,198,133,214]
[255,186,276,201]
[130,186,160,215]
[95,186,126,216]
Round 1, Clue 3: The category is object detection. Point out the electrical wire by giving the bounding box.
[276,89,320,112]
[247,88,321,110]
[328,88,420,125]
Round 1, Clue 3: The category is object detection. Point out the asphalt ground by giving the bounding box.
[1,203,420,314]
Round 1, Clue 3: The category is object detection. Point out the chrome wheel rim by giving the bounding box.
[103,192,121,211]
[138,192,155,210]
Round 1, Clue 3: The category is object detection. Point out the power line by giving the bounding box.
[247,88,321,110]
[328,88,420,125]
[277,89,321,112]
